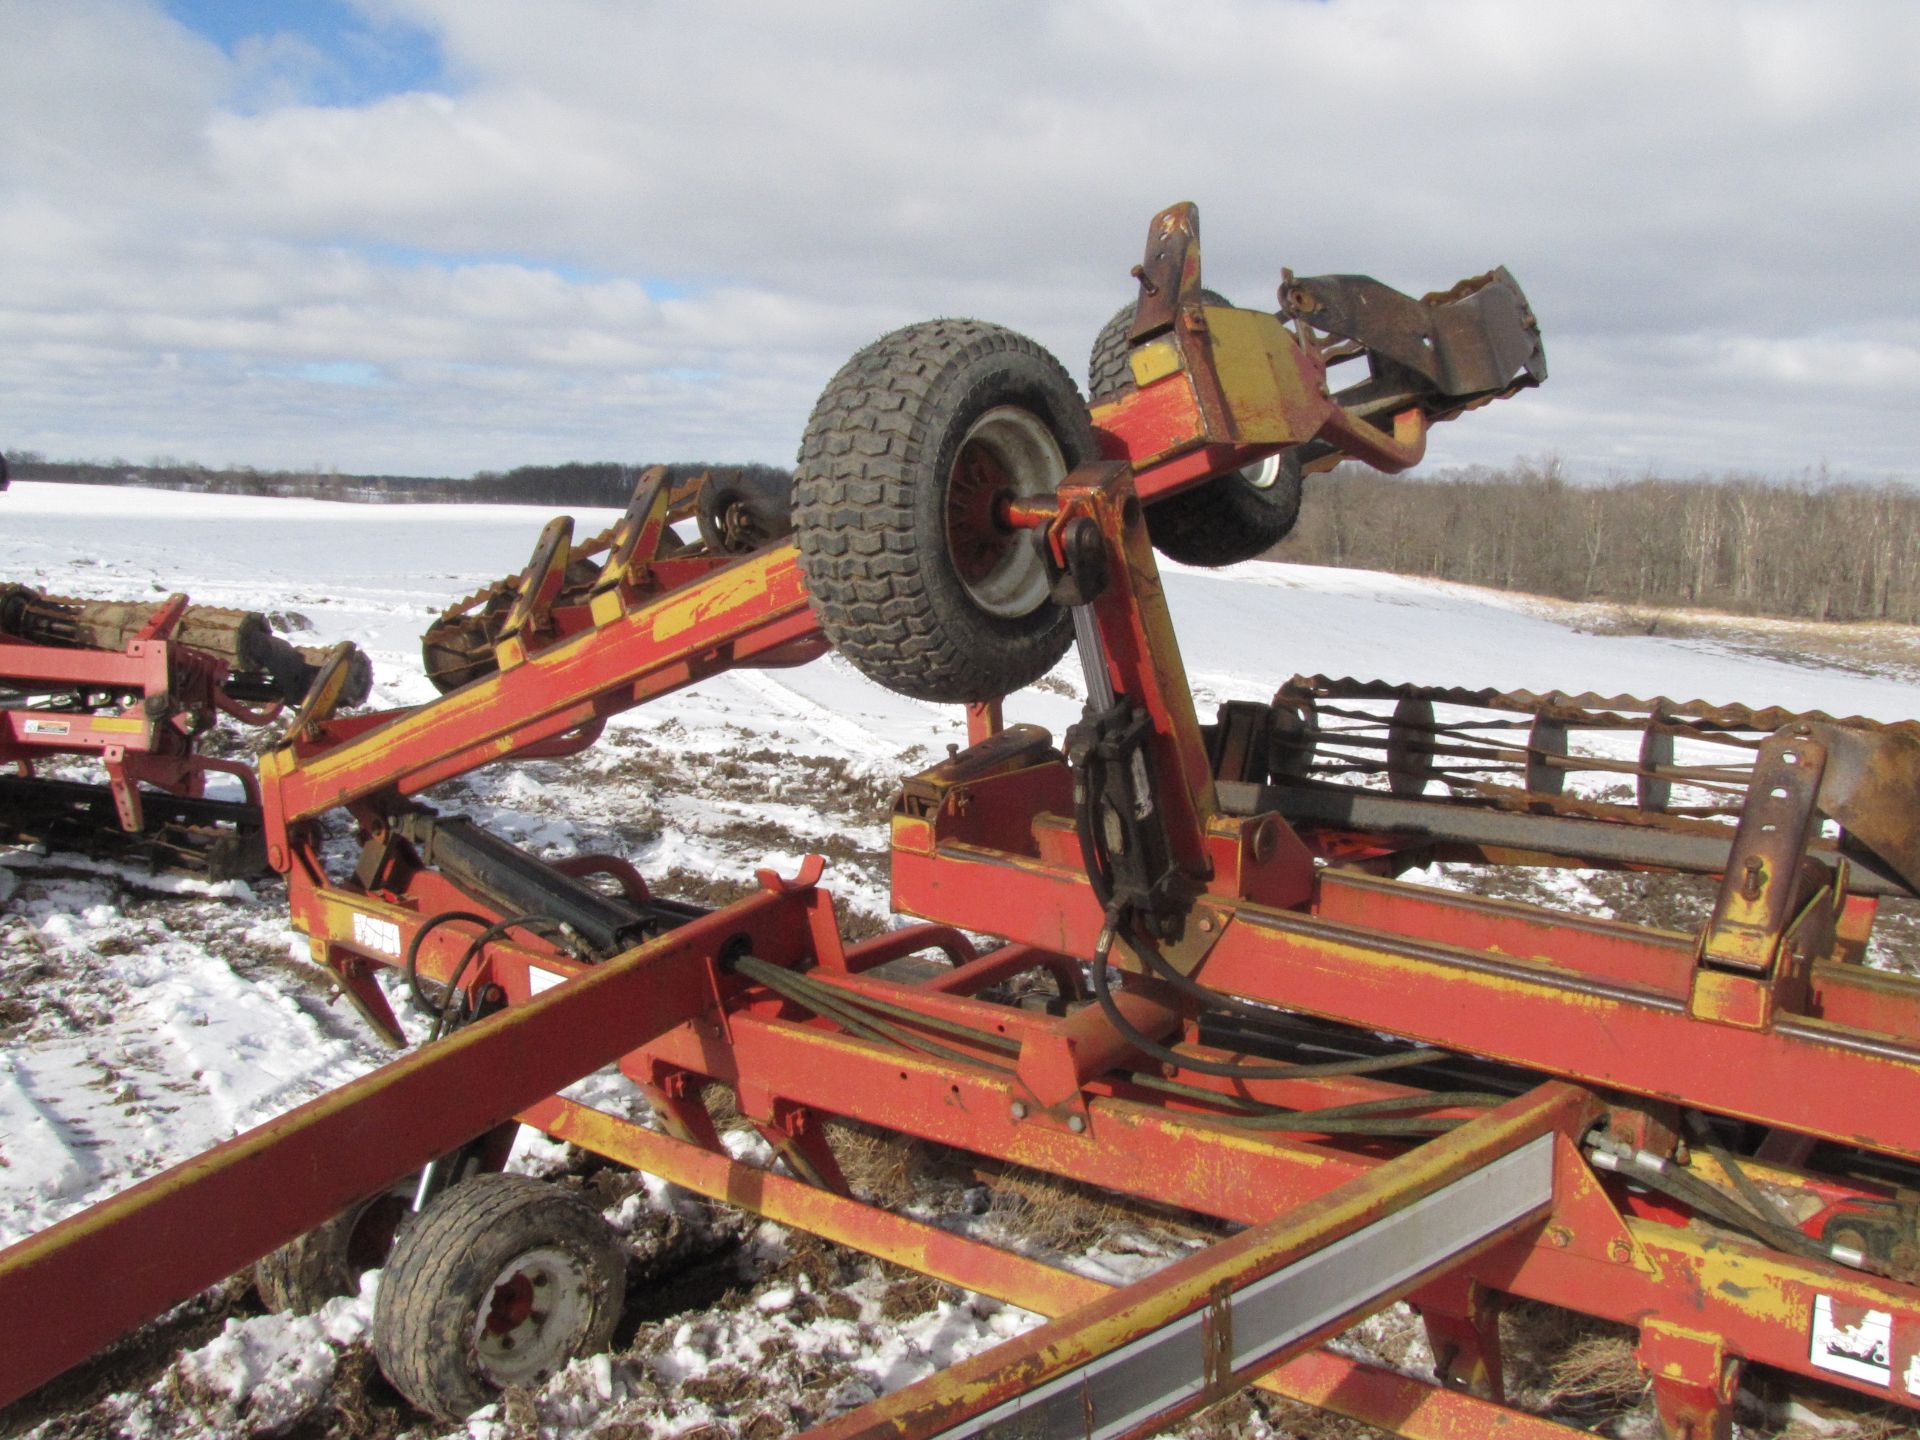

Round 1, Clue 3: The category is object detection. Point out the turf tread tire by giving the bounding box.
[254,1186,407,1315]
[371,1174,625,1421]
[793,319,1095,703]
[1143,453,1304,567]
[254,1213,357,1316]
[1086,291,1227,404]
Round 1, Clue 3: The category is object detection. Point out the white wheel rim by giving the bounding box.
[1239,453,1284,490]
[943,405,1068,619]
[470,1245,595,1388]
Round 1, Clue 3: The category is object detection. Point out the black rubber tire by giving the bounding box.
[1087,295,1305,567]
[792,319,1096,703]
[371,1174,626,1421]
[254,1185,411,1315]
[695,469,795,554]
[1145,451,1304,567]
[1086,304,1139,405]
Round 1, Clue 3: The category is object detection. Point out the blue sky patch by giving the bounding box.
[353,243,694,297]
[298,361,384,387]
[163,0,446,106]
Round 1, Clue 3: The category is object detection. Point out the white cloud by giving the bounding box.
[0,0,1915,478]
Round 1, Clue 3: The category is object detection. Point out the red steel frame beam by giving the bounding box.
[618,986,1920,1414]
[0,884,814,1410]
[890,842,1920,1162]
[0,638,172,761]
[262,545,823,823]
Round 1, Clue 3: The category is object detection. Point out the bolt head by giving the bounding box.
[1068,1114,1087,1134]
[1009,1101,1028,1120]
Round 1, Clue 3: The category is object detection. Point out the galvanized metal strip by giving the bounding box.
[930,1134,1555,1440]
[1227,1136,1551,1373]
[535,1098,1594,1437]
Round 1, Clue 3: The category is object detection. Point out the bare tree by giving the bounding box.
[1273,463,1920,624]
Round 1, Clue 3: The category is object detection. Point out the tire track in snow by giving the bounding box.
[721,666,909,763]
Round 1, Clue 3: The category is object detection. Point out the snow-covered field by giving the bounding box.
[5,480,1919,1439]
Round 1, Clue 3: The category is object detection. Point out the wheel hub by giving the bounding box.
[943,406,1067,619]
[472,1245,592,1387]
[946,447,1018,587]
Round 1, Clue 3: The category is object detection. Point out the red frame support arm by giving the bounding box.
[0,882,816,1410]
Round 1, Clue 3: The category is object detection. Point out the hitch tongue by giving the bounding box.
[1285,266,1547,399]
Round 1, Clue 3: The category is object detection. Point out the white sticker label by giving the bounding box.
[1905,1352,1920,1398]
[527,967,566,995]
[1811,1293,1893,1386]
[350,912,402,958]
[22,719,70,735]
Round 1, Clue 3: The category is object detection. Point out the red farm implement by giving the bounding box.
[0,583,371,878]
[6,202,1920,1439]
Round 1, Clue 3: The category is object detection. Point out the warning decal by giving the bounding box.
[1810,1293,1893,1387]
[350,912,403,958]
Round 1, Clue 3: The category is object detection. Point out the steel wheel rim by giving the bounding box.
[944,406,1066,618]
[1238,453,1284,491]
[470,1245,593,1388]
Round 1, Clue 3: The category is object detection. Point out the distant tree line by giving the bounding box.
[464,461,792,508]
[2,453,792,510]
[13,449,1918,625]
[1272,459,1920,624]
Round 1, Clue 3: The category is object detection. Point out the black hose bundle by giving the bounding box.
[402,910,576,1041]
[1073,733,1456,1088]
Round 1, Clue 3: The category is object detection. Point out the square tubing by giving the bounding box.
[264,545,818,822]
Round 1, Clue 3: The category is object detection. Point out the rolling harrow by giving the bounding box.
[1255,675,1920,906]
[4,202,1920,1439]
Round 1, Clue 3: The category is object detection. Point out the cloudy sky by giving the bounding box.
[2,0,1914,481]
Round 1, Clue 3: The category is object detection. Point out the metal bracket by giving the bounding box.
[1281,268,1547,397]
[493,515,574,667]
[1699,730,1827,976]
[1128,201,1203,345]
[589,466,672,622]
